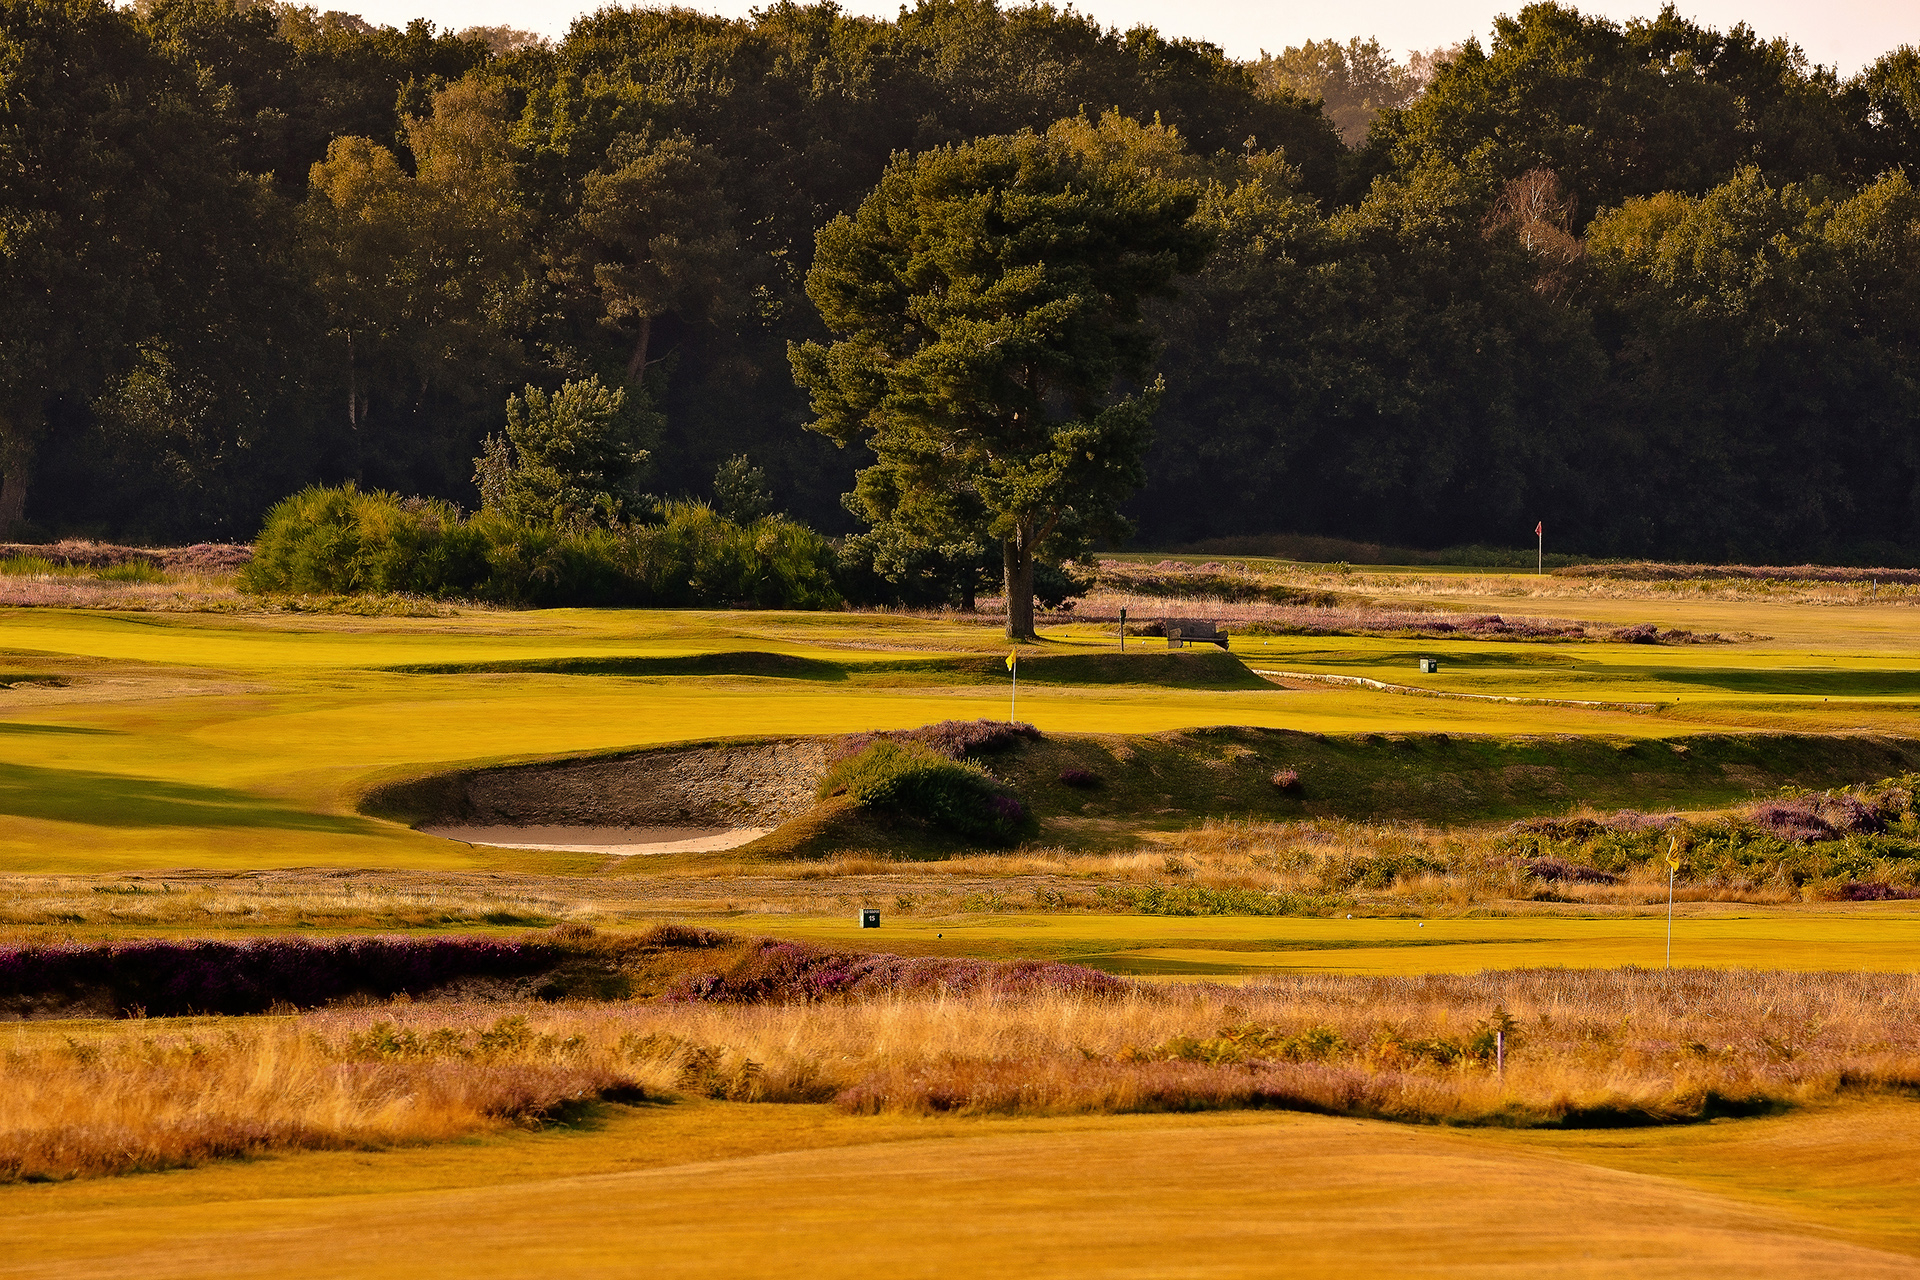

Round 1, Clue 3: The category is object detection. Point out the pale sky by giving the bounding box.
[337,0,1914,76]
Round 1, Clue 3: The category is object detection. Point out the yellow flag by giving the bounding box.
[1667,835,1681,872]
[1006,649,1018,670]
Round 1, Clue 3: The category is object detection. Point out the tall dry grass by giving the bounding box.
[1104,558,1920,608]
[0,1013,639,1181]
[9,967,1920,1181]
[0,876,580,932]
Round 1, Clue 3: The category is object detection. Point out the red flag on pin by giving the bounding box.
[1535,522,1543,536]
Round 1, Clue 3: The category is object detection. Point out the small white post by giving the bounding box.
[1666,835,1678,970]
[1496,1029,1505,1077]
[1008,650,1018,723]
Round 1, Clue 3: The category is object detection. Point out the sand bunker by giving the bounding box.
[422,824,773,856]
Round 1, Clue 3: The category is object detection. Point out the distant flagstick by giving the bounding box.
[1536,520,1544,575]
[1007,649,1018,722]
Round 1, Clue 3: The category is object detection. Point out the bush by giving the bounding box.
[243,484,492,596]
[831,719,1043,765]
[819,740,1029,843]
[0,936,559,1017]
[667,938,1124,1004]
[242,485,841,609]
[1494,775,1920,890]
[1094,884,1341,916]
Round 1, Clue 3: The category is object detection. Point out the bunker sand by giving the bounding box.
[420,824,774,855]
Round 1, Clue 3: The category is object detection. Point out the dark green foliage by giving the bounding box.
[1031,561,1088,609]
[475,377,654,527]
[1093,884,1341,917]
[712,454,773,524]
[12,0,1920,562]
[819,740,1029,844]
[242,484,493,596]
[1136,155,1604,548]
[1358,3,1865,217]
[241,484,840,607]
[792,114,1211,635]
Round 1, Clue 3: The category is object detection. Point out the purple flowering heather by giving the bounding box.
[0,936,558,1017]
[667,939,1127,1004]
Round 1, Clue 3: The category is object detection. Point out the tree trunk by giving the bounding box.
[626,313,654,381]
[1003,531,1036,640]
[0,450,29,542]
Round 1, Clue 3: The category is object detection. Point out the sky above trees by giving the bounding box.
[331,0,1911,74]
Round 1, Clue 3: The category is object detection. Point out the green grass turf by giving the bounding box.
[5,1098,1918,1275]
[3,593,1920,872]
[700,908,1920,976]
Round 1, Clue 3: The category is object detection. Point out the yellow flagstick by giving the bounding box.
[1665,835,1680,969]
[1006,649,1018,723]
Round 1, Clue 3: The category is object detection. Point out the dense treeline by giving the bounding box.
[4,0,1919,566]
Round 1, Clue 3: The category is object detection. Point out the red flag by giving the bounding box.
[1535,521,1543,536]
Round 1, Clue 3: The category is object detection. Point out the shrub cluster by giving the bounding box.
[241,484,842,608]
[819,739,1031,843]
[1499,775,1920,896]
[1128,1012,1517,1071]
[1093,884,1343,916]
[1094,560,1339,606]
[829,718,1043,766]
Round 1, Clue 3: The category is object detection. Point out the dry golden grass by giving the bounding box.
[0,876,582,933]
[1144,559,1920,608]
[0,1014,635,1181]
[9,966,1919,1182]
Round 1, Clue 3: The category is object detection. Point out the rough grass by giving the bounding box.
[973,728,1920,834]
[0,1013,640,1181]
[9,963,1920,1181]
[10,1102,1919,1277]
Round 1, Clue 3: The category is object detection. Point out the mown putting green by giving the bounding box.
[723,909,1920,976]
[3,591,1920,873]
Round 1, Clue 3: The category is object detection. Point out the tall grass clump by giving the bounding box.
[241,484,841,608]
[820,740,1031,844]
[13,965,1920,1181]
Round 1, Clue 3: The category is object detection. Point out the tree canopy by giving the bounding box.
[6,0,1920,569]
[792,115,1210,634]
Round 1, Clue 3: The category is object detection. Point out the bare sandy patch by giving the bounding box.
[421,824,775,856]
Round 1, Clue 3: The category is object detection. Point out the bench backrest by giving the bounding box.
[1166,619,1228,649]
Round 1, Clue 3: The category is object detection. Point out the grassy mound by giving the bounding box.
[627,729,1920,863]
[995,729,1920,837]
[818,740,1029,844]
[384,652,850,681]
[379,648,1269,690]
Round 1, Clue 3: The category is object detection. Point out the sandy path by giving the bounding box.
[419,824,773,856]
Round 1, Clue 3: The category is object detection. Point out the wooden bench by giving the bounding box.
[1166,619,1229,650]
